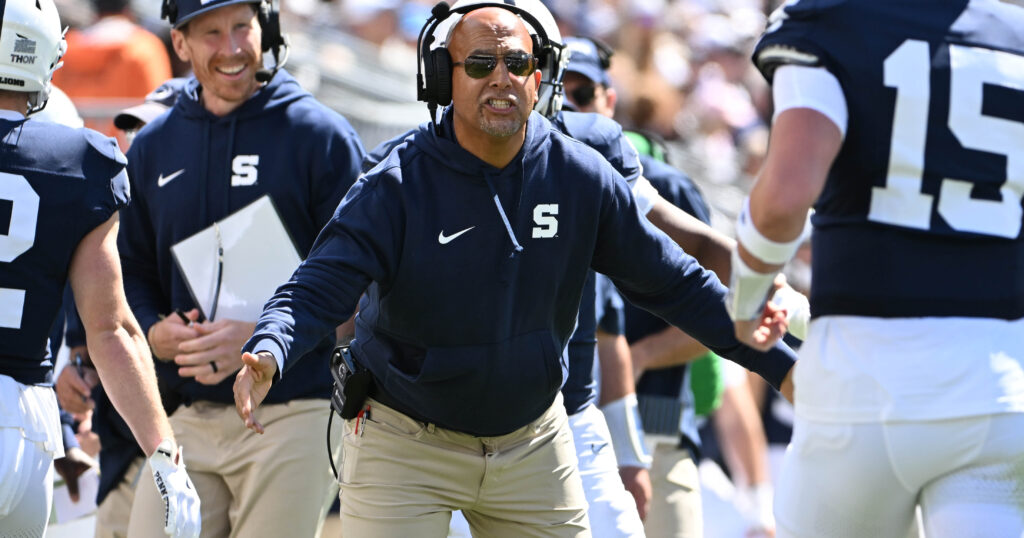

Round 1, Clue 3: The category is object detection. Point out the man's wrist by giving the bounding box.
[600,395,653,469]
[251,339,284,381]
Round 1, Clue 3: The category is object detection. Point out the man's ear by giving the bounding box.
[605,86,618,113]
[531,69,542,107]
[170,28,191,63]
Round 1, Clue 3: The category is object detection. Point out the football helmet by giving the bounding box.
[0,0,65,114]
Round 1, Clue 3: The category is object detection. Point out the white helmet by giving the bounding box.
[0,0,66,114]
[441,0,568,118]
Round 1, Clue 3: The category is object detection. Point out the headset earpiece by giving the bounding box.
[531,34,546,66]
[590,37,614,70]
[161,0,178,25]
[258,0,284,53]
[426,47,453,107]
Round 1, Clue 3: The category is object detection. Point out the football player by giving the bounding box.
[0,0,199,536]
[731,1,1024,536]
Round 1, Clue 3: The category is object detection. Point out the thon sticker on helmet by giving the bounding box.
[0,0,65,113]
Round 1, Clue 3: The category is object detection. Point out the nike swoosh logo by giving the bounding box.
[591,442,609,455]
[157,169,185,187]
[438,226,475,245]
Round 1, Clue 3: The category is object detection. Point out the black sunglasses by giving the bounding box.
[567,84,598,108]
[454,52,537,79]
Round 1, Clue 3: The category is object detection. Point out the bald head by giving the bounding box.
[448,7,534,58]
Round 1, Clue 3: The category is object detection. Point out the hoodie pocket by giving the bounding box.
[380,330,564,434]
[390,330,560,388]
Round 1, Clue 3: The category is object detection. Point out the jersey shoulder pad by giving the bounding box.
[755,0,850,81]
[80,128,129,208]
[82,127,128,167]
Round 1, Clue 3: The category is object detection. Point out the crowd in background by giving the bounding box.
[49,0,786,232]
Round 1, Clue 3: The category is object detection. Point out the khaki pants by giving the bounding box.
[128,399,341,538]
[95,456,144,538]
[341,394,589,538]
[644,443,702,538]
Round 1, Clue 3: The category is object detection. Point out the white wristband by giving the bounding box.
[771,284,811,340]
[727,248,778,321]
[632,175,658,216]
[736,482,775,532]
[600,394,653,469]
[736,198,804,265]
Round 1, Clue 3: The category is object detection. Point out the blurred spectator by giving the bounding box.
[52,0,172,143]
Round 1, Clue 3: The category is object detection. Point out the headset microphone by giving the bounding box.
[255,33,290,84]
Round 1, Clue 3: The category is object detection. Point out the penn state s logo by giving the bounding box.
[532,204,558,238]
[231,155,260,186]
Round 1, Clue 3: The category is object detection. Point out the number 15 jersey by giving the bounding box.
[755,0,1024,320]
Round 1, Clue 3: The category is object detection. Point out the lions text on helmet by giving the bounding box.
[0,0,66,114]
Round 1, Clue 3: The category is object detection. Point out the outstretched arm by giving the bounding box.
[70,213,200,538]
[69,213,171,456]
[731,108,840,351]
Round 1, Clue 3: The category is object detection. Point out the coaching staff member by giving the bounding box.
[117,0,365,536]
[235,4,793,537]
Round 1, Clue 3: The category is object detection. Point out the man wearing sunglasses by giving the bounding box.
[235,5,796,537]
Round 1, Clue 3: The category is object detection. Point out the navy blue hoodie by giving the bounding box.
[362,111,642,417]
[119,71,366,405]
[245,109,795,436]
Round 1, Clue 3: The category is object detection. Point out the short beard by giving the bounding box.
[478,106,527,138]
[480,117,522,138]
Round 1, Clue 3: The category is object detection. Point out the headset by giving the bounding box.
[160,0,289,83]
[587,36,614,72]
[416,1,556,131]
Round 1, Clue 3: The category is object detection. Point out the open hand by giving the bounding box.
[233,352,277,434]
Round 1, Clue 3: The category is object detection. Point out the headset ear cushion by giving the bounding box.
[258,2,283,52]
[428,47,453,107]
[532,35,545,65]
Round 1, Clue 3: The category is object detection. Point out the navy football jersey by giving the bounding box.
[755,0,1024,319]
[0,113,129,385]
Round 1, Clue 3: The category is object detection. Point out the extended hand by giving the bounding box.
[148,439,201,538]
[619,466,652,521]
[175,319,256,385]
[734,300,788,352]
[233,352,277,434]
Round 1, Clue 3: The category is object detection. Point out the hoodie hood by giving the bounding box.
[409,107,551,177]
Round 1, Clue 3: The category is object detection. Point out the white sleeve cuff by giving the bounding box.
[600,394,653,469]
[252,339,285,378]
[632,175,659,216]
[772,65,848,138]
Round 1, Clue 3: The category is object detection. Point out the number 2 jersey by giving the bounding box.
[0,111,129,386]
[755,0,1024,320]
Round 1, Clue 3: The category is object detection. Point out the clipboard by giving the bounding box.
[170,195,302,322]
